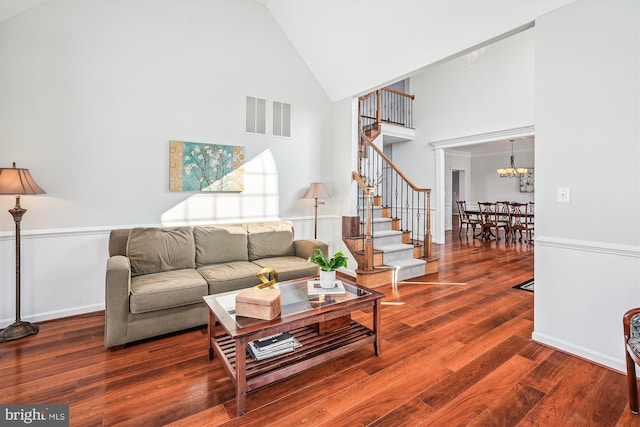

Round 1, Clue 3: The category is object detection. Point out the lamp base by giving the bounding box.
[0,320,39,342]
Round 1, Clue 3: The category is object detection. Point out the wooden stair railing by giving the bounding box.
[357,129,432,259]
[346,87,432,278]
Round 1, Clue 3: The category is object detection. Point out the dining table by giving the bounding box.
[464,207,534,240]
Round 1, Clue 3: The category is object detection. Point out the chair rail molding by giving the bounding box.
[535,235,640,258]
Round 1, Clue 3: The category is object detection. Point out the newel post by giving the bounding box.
[425,190,432,258]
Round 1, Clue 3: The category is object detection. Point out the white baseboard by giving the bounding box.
[532,331,625,374]
[1,303,105,328]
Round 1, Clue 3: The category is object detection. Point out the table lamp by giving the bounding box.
[0,162,46,342]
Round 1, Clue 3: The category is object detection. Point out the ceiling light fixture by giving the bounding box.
[463,46,488,64]
[497,140,527,178]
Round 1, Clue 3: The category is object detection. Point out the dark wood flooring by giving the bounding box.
[1,221,637,426]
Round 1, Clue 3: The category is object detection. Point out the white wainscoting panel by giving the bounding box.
[0,228,111,327]
[0,217,334,328]
[533,236,640,374]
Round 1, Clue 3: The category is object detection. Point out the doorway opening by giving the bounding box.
[449,169,466,240]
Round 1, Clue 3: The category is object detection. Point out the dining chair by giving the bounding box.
[528,201,535,240]
[623,307,640,414]
[456,201,480,236]
[478,202,508,240]
[509,202,533,243]
[497,201,511,240]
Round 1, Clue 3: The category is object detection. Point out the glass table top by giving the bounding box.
[209,278,371,325]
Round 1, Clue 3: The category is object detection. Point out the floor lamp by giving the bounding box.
[0,162,46,342]
[303,182,330,239]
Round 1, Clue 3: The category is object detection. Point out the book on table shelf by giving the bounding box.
[253,331,293,351]
[247,332,301,360]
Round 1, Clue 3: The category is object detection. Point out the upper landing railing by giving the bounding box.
[359,87,415,132]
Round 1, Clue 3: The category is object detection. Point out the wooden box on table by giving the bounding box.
[235,288,281,320]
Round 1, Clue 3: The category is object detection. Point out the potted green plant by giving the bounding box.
[309,248,348,288]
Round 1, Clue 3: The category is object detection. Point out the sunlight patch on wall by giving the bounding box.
[161,149,279,225]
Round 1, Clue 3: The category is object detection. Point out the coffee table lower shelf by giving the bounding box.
[211,321,376,410]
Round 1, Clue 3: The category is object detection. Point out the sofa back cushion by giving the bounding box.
[127,227,195,276]
[246,221,295,261]
[194,224,248,267]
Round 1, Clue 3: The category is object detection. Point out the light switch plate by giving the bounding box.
[556,187,570,203]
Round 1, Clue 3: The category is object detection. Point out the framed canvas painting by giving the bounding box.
[520,168,534,193]
[169,140,244,192]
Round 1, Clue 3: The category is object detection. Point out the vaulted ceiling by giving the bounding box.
[1,0,576,102]
[0,0,47,22]
[265,0,575,101]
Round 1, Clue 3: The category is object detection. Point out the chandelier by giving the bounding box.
[497,140,527,178]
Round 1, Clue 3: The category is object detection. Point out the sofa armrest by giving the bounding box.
[105,255,132,349]
[294,239,328,260]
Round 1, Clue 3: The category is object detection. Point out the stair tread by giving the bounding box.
[386,258,427,268]
[376,243,415,252]
[373,230,403,237]
[371,217,392,223]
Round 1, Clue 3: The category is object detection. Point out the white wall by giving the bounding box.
[0,0,333,231]
[411,28,535,144]
[533,0,640,372]
[470,148,535,204]
[397,27,535,203]
[395,27,535,242]
[0,0,334,326]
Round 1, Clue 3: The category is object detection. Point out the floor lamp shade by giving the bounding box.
[303,182,330,200]
[303,182,330,239]
[0,162,46,343]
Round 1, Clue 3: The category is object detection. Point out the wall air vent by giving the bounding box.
[246,96,266,134]
[272,101,291,137]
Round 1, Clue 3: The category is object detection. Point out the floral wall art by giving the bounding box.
[169,140,244,192]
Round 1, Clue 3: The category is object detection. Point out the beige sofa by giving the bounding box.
[105,221,327,349]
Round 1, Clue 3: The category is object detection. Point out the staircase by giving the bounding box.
[343,88,439,288]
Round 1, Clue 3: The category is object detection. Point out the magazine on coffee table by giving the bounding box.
[247,337,301,360]
[254,332,294,350]
[307,279,346,295]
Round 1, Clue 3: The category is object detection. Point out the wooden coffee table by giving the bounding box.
[203,276,384,416]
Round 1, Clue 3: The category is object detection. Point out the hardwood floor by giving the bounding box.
[1,222,636,426]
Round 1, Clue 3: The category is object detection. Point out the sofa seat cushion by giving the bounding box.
[130,269,208,314]
[252,256,319,282]
[198,261,263,294]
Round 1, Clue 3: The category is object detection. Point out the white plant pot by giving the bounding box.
[319,270,336,288]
